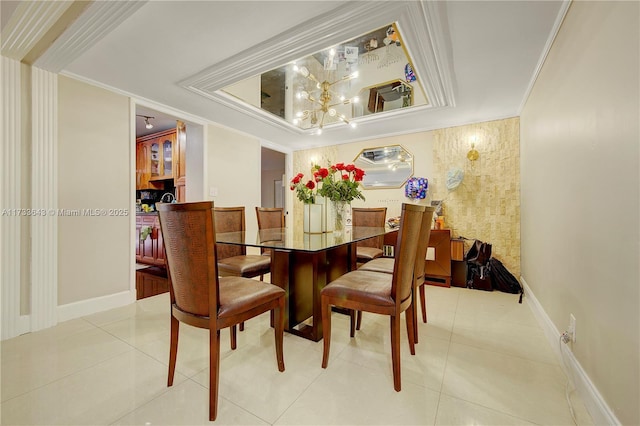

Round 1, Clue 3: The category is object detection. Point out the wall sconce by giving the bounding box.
[467,143,479,162]
[467,133,480,162]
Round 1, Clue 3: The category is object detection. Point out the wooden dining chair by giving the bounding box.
[214,206,271,347]
[351,207,387,265]
[358,206,435,342]
[157,201,285,421]
[321,203,425,391]
[255,207,285,255]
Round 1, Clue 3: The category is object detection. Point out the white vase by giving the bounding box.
[303,198,327,233]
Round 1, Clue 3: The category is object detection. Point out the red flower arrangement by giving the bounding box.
[290,163,365,204]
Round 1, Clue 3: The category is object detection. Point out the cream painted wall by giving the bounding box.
[292,132,434,229]
[206,123,262,237]
[58,76,131,304]
[520,2,639,424]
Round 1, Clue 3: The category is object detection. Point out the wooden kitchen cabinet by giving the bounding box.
[136,214,165,266]
[136,129,176,189]
[175,120,187,201]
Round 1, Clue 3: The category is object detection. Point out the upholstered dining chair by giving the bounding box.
[214,206,271,347]
[255,207,285,256]
[157,201,285,421]
[358,206,435,342]
[321,203,425,391]
[351,207,387,265]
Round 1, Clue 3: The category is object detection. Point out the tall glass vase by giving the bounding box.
[333,201,349,233]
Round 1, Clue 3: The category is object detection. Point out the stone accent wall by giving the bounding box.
[431,117,520,277]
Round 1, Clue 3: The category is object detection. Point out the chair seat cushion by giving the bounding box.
[321,270,393,307]
[218,255,270,277]
[356,247,384,262]
[358,257,394,274]
[218,277,284,318]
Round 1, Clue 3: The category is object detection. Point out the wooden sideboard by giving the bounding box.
[382,228,466,288]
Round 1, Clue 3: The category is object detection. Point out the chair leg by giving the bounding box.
[412,288,419,344]
[209,329,221,421]
[230,325,237,350]
[419,283,427,323]
[349,310,356,337]
[321,298,332,369]
[274,300,285,372]
[168,315,179,387]
[390,315,401,391]
[405,304,416,356]
[356,310,362,330]
[239,322,245,331]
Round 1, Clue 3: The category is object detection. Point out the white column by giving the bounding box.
[30,66,58,331]
[1,57,23,339]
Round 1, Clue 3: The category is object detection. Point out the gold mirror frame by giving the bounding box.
[354,144,414,189]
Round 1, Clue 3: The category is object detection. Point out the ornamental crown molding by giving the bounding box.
[180,1,455,135]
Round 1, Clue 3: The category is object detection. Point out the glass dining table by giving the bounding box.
[216,226,390,341]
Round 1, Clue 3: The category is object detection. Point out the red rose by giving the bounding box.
[341,174,349,180]
[292,174,303,184]
[318,167,329,178]
[334,163,345,171]
[345,164,355,172]
[313,172,322,182]
[354,168,365,182]
[305,180,315,190]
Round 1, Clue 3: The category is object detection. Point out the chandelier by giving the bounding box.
[292,49,360,135]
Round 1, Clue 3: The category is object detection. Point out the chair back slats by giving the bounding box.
[157,202,219,317]
[391,203,425,303]
[414,206,436,283]
[352,207,387,249]
[214,207,247,258]
[256,207,285,230]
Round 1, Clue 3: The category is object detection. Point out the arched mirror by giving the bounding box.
[352,80,413,118]
[354,145,413,189]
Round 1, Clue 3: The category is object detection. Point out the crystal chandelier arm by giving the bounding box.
[305,73,320,85]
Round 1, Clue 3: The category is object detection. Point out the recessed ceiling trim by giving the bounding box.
[1,1,72,61]
[34,1,147,73]
[181,1,402,92]
[399,1,456,108]
[181,0,454,136]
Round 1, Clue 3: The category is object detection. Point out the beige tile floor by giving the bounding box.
[1,285,594,425]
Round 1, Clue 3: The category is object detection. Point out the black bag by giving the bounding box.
[488,258,523,303]
[467,264,492,291]
[465,239,492,266]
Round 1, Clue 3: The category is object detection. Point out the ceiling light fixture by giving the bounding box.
[292,51,360,134]
[136,114,155,129]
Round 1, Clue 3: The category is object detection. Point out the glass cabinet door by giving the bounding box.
[150,142,160,177]
[162,139,173,177]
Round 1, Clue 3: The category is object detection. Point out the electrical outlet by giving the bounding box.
[568,314,576,342]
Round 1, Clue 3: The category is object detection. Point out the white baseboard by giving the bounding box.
[57,290,136,323]
[520,276,620,426]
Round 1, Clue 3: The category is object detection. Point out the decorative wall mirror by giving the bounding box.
[354,145,413,189]
[352,80,413,118]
